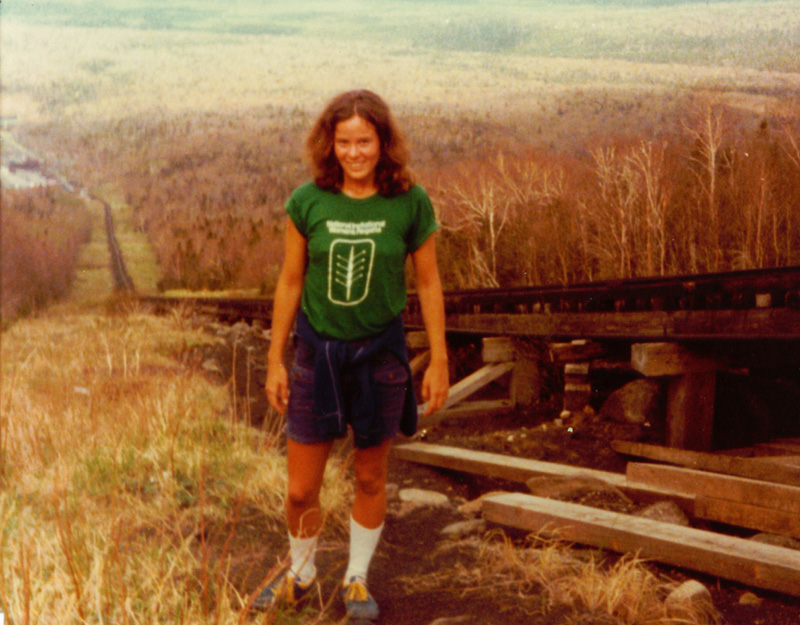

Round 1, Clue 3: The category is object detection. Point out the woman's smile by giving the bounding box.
[334,114,381,195]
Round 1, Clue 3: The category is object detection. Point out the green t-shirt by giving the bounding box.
[286,182,439,340]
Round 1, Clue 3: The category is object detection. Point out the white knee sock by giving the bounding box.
[345,515,384,582]
[288,532,318,583]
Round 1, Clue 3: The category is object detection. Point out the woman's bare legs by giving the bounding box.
[351,438,393,528]
[286,439,334,538]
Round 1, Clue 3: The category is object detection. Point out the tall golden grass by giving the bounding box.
[1,186,92,325]
[0,308,352,622]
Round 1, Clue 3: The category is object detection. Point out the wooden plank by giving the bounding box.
[482,492,800,598]
[549,340,607,363]
[511,355,540,407]
[441,361,514,410]
[760,456,800,469]
[631,342,724,376]
[406,308,800,339]
[409,350,431,376]
[612,440,800,487]
[695,495,800,539]
[393,443,694,510]
[418,399,513,427]
[666,372,715,450]
[755,441,800,455]
[482,337,515,363]
[626,463,800,514]
[405,331,429,350]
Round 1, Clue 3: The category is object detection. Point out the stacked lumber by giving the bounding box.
[482,493,800,597]
[614,440,800,539]
[393,440,800,598]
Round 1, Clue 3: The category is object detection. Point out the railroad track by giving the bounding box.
[140,265,800,341]
[91,193,135,292]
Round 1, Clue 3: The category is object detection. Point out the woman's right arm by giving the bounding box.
[266,218,308,415]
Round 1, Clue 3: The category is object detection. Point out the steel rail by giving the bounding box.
[140,265,800,340]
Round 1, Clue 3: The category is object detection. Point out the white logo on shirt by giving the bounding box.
[328,238,375,305]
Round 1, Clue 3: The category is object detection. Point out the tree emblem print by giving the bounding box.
[328,239,375,306]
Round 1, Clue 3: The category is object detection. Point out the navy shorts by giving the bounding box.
[286,336,409,446]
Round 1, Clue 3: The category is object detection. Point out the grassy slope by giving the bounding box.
[1,4,796,621]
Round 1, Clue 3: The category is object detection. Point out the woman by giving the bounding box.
[258,90,449,620]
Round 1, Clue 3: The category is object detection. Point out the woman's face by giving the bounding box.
[333,114,381,189]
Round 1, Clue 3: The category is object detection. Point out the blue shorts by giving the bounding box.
[286,336,409,446]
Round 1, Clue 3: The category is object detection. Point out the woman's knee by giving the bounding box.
[286,483,320,510]
[353,465,387,497]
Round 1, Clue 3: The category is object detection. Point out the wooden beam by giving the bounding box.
[631,342,724,377]
[405,331,429,350]
[760,456,800,470]
[410,308,800,339]
[409,350,431,376]
[392,443,694,510]
[695,496,800,539]
[611,440,800,487]
[755,440,800,456]
[625,463,800,514]
[442,361,514,409]
[512,354,540,408]
[666,372,715,450]
[550,340,607,363]
[482,492,800,598]
[482,337,515,363]
[417,399,513,427]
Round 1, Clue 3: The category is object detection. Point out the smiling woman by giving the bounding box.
[333,115,381,198]
[305,89,414,199]
[258,89,449,620]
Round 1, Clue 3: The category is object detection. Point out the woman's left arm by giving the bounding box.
[411,234,449,416]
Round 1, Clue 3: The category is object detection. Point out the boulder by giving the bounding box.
[749,532,800,551]
[441,519,486,539]
[600,379,664,426]
[665,580,713,617]
[738,591,763,606]
[634,501,689,526]
[398,488,450,507]
[526,475,618,502]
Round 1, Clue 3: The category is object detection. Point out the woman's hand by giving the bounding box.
[266,360,290,415]
[421,357,449,416]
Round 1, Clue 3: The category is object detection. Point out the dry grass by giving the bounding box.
[0,308,352,623]
[1,186,92,325]
[400,532,720,625]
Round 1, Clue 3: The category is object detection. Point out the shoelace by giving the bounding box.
[344,578,370,603]
[278,575,297,603]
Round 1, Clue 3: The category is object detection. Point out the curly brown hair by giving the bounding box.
[305,90,414,197]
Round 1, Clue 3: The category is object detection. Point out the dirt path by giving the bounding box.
[205,321,800,625]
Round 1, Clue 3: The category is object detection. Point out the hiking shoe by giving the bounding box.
[252,572,315,611]
[342,576,379,621]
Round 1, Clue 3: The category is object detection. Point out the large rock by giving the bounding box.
[749,532,800,551]
[398,488,450,507]
[526,475,620,502]
[441,519,486,539]
[635,501,689,526]
[665,580,713,617]
[600,379,664,426]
